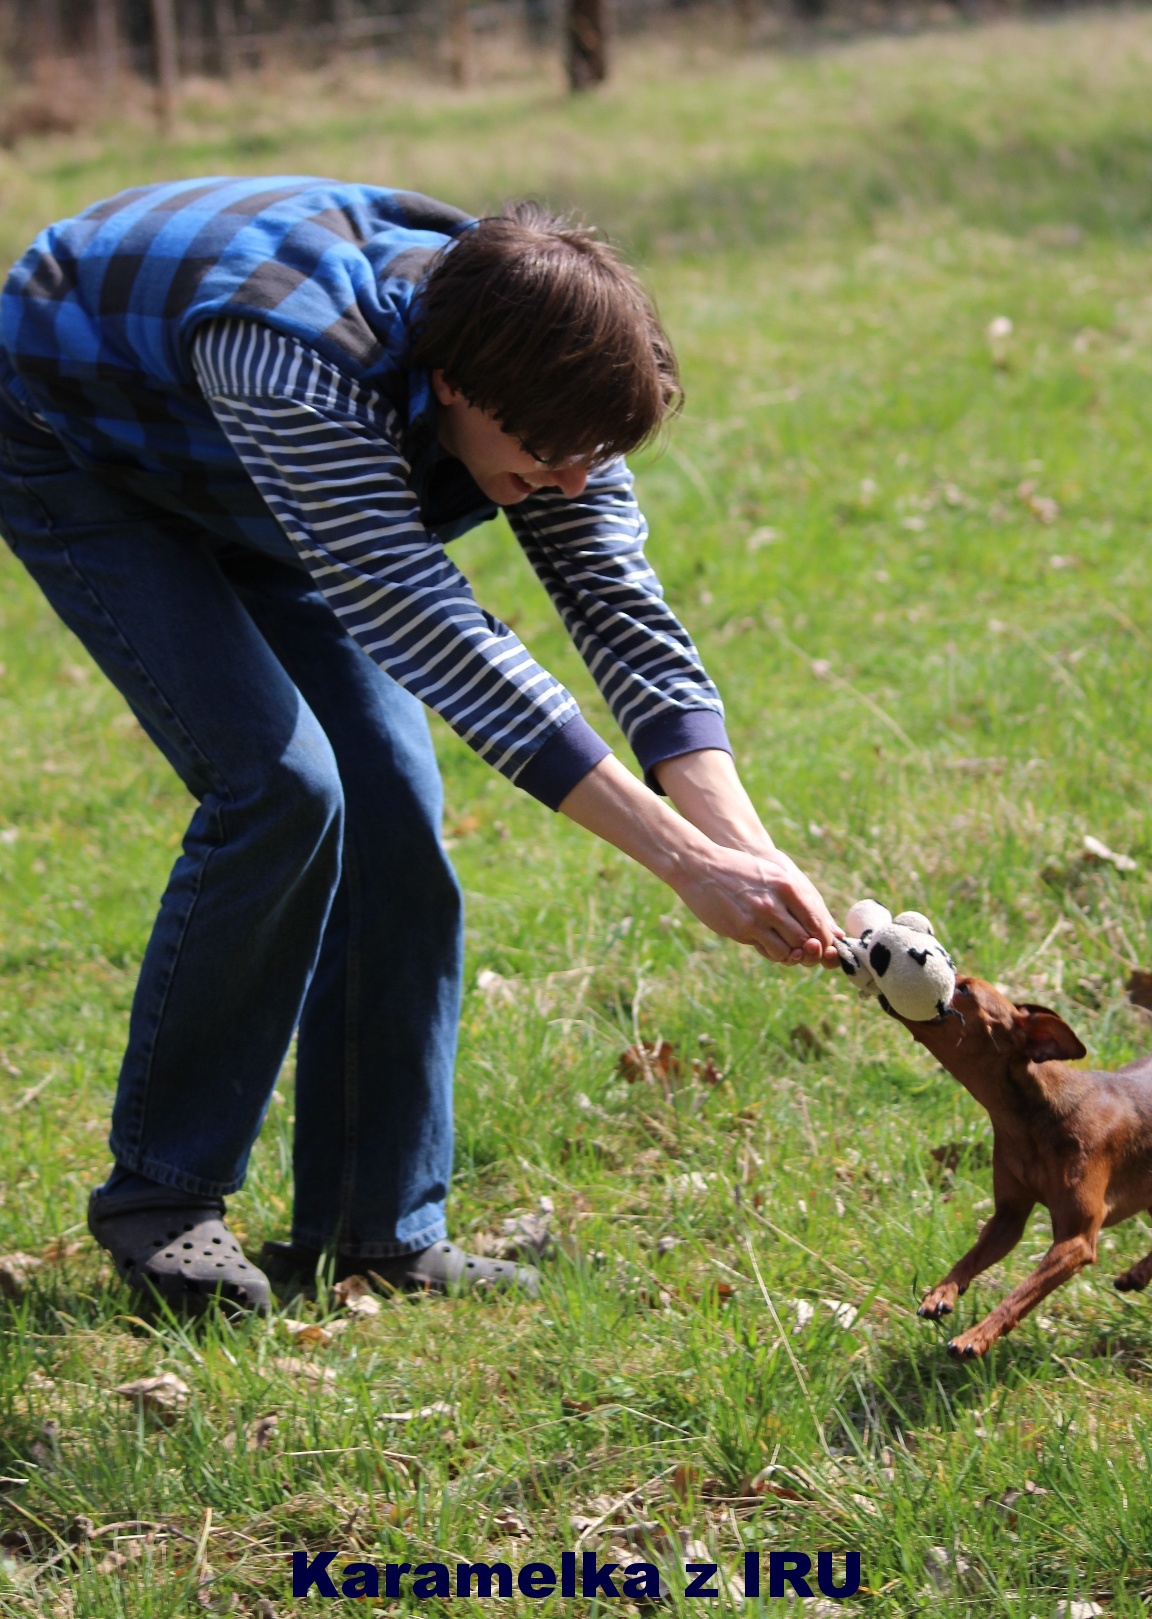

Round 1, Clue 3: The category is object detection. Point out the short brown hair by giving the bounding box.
[410,201,682,464]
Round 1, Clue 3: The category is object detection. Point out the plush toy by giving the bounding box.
[835,900,956,1023]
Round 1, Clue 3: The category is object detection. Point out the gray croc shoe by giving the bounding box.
[371,1240,540,1297]
[88,1189,271,1317]
[260,1238,539,1298]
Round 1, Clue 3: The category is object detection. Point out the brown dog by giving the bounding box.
[897,975,1152,1358]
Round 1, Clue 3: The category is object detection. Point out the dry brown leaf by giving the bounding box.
[39,1237,84,1265]
[618,1038,680,1086]
[1126,969,1152,1011]
[669,1463,701,1502]
[790,1022,826,1059]
[491,1506,529,1538]
[271,1356,337,1392]
[331,1275,382,1317]
[0,1252,42,1299]
[279,1317,346,1346]
[224,1413,279,1453]
[114,1372,190,1421]
[692,1056,725,1086]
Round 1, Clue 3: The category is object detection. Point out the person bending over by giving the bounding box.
[0,179,840,1314]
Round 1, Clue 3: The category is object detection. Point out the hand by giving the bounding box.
[558,754,842,967]
[666,840,841,966]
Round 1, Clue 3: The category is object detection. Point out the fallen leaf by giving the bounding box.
[821,1297,858,1328]
[114,1372,190,1421]
[692,1055,725,1085]
[331,1275,381,1317]
[499,1211,553,1260]
[279,1317,346,1346]
[476,968,518,1006]
[491,1506,529,1537]
[618,1038,680,1087]
[1054,1603,1104,1619]
[377,1400,455,1422]
[449,813,481,838]
[790,1022,826,1059]
[95,1549,130,1575]
[39,1237,84,1264]
[271,1357,337,1393]
[562,1395,595,1413]
[750,1466,804,1501]
[1083,834,1136,871]
[224,1413,279,1453]
[790,1298,815,1333]
[669,1463,701,1502]
[0,1253,42,1299]
[1126,969,1152,1011]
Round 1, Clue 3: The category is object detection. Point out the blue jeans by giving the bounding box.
[0,431,462,1257]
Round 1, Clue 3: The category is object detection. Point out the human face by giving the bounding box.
[431,370,592,505]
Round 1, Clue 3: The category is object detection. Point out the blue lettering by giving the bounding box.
[581,1552,620,1597]
[769,1552,813,1598]
[817,1552,861,1598]
[291,1551,338,1598]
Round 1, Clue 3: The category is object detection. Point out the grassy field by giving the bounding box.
[5,10,1152,1614]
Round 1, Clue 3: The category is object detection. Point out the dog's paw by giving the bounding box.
[918,1284,958,1319]
[945,1325,994,1359]
[1113,1267,1150,1293]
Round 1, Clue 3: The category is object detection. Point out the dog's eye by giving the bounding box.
[957,983,973,997]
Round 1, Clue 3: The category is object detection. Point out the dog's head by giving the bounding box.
[898,973,1087,1076]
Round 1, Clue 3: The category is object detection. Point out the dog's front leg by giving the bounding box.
[919,1199,1032,1321]
[946,1228,1097,1359]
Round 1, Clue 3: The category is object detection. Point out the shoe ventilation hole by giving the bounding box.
[182,1241,193,1249]
[212,1237,221,1245]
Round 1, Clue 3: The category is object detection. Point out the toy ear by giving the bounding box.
[1011,1004,1087,1063]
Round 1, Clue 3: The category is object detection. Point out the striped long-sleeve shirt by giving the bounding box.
[191,318,729,809]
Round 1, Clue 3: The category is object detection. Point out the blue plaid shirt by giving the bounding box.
[0,177,729,806]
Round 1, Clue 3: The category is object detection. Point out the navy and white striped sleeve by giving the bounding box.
[505,465,731,793]
[191,319,610,810]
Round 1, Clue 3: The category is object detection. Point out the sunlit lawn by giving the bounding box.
[4,11,1152,1614]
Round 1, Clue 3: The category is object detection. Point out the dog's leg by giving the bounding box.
[1113,1241,1152,1293]
[946,1226,1098,1359]
[919,1199,1032,1321]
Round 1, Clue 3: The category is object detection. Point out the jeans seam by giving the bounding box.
[110,803,227,1169]
[338,832,363,1245]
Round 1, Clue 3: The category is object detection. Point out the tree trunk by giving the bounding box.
[37,0,64,59]
[94,0,119,95]
[566,0,606,90]
[449,0,472,87]
[150,0,180,129]
[215,0,238,76]
[333,0,354,49]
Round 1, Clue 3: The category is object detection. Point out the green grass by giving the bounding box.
[6,11,1152,1614]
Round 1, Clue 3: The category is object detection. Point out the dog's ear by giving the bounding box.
[1011,1004,1087,1063]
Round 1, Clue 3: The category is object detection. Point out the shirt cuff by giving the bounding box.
[513,714,613,811]
[631,708,733,794]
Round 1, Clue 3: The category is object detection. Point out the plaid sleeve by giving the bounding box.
[504,464,731,792]
[191,319,611,809]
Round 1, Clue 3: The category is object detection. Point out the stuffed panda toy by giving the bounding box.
[835,900,956,1023]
